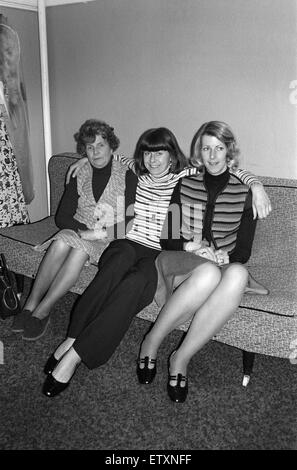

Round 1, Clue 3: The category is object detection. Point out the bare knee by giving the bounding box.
[224,263,249,287]
[191,261,221,286]
[68,247,88,261]
[50,239,70,254]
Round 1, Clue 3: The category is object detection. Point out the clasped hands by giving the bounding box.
[185,241,229,266]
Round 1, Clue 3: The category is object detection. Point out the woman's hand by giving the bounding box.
[78,228,107,241]
[250,183,272,219]
[184,241,202,252]
[214,249,229,266]
[194,246,218,262]
[66,157,88,184]
[185,241,225,263]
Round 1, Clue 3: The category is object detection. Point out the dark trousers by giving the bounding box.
[68,239,158,369]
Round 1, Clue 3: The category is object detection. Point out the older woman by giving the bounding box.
[11,119,129,340]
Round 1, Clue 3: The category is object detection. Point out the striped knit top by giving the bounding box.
[125,166,199,250]
[113,155,260,251]
[180,170,250,253]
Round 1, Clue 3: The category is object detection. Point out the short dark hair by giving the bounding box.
[133,127,187,175]
[190,121,240,170]
[74,119,120,156]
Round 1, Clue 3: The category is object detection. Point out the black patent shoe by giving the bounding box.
[167,373,188,403]
[167,351,188,403]
[42,373,70,398]
[137,356,157,384]
[43,353,59,375]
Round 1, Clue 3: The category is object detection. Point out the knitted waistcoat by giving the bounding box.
[180,173,249,252]
[74,159,127,232]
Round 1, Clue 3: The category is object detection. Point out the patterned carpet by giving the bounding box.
[0,280,296,450]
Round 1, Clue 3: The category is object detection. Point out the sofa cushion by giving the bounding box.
[0,217,58,278]
[0,216,58,246]
[241,177,297,318]
[0,217,102,285]
[240,266,296,317]
[248,177,297,268]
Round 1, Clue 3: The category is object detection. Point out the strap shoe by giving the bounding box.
[137,356,157,384]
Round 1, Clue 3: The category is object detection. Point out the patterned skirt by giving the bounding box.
[34,229,109,265]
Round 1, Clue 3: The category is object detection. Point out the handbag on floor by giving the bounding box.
[0,253,21,319]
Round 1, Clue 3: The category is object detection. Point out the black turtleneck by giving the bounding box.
[91,160,112,202]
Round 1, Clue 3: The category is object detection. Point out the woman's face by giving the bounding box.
[200,134,228,175]
[143,150,171,176]
[85,134,113,169]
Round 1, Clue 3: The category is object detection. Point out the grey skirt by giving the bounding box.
[154,251,210,308]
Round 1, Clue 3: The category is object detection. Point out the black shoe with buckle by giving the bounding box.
[167,373,188,403]
[137,356,157,384]
[167,351,188,403]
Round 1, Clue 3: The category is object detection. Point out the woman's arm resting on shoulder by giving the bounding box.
[250,182,272,220]
[113,154,136,173]
[66,157,88,183]
[233,169,272,219]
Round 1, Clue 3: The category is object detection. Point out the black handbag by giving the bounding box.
[0,253,21,319]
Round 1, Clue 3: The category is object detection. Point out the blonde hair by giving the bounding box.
[190,121,240,171]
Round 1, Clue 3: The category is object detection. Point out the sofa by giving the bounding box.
[1,153,296,384]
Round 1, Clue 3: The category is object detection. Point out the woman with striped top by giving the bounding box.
[42,126,269,397]
[137,121,268,403]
